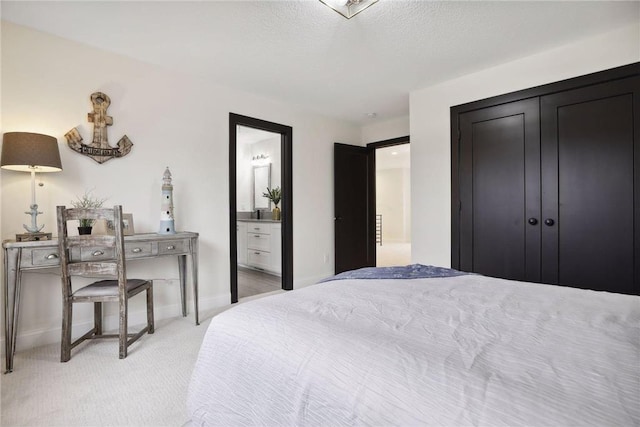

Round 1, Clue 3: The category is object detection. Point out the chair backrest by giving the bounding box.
[56,205,126,299]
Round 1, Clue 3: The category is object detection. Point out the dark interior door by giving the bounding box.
[457,98,541,282]
[540,76,639,293]
[334,143,374,274]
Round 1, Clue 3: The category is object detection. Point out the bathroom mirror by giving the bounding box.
[253,164,271,210]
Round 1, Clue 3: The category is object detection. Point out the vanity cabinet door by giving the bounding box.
[237,222,248,266]
[247,232,271,252]
[271,223,282,274]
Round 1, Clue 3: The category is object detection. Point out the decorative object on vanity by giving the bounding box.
[159,166,176,234]
[1,132,63,241]
[263,186,282,221]
[64,92,133,164]
[319,0,378,19]
[70,189,108,235]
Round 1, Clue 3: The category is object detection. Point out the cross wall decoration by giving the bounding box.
[65,92,133,164]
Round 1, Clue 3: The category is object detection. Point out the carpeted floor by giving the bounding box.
[0,308,227,427]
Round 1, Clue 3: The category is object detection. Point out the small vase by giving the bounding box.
[272,206,281,221]
[78,226,92,235]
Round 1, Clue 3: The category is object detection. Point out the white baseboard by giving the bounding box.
[0,293,230,357]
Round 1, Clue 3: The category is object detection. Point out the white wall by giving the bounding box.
[402,166,411,242]
[410,24,640,267]
[361,115,409,144]
[376,169,403,243]
[376,168,411,243]
[0,22,360,352]
[236,137,253,212]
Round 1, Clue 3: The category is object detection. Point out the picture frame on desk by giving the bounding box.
[105,213,135,236]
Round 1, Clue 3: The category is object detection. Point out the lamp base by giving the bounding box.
[16,232,52,242]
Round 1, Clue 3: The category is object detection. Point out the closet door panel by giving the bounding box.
[541,76,639,293]
[458,99,540,281]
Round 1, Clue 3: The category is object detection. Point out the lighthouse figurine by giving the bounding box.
[159,167,176,234]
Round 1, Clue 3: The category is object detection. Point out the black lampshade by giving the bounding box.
[1,132,63,172]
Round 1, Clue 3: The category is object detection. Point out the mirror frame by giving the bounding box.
[229,113,293,303]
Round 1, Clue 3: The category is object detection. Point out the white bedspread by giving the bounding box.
[187,275,640,426]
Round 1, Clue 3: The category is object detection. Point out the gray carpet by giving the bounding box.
[0,310,223,427]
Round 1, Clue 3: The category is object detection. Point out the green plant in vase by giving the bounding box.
[71,189,108,234]
[262,186,282,220]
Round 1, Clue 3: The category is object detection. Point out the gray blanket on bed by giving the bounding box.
[320,263,470,282]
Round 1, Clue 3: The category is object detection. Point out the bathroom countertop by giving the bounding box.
[237,218,281,223]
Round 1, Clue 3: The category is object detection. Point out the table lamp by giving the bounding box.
[1,132,63,241]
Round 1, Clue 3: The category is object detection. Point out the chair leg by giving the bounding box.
[119,297,128,359]
[94,302,103,335]
[147,283,154,334]
[61,300,72,362]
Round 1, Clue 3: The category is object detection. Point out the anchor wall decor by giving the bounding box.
[65,92,133,164]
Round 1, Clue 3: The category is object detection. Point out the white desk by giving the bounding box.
[2,231,199,373]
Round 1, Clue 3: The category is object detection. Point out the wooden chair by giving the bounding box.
[56,205,154,361]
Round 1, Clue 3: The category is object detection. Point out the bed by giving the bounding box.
[187,265,639,426]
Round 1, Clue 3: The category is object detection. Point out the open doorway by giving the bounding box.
[374,143,411,266]
[236,125,282,299]
[229,114,293,304]
[333,136,410,274]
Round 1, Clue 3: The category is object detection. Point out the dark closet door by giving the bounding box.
[540,76,639,293]
[334,143,375,274]
[457,98,541,282]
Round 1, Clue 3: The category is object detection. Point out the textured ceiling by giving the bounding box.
[2,1,638,125]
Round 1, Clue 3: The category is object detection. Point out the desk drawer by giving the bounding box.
[158,239,188,255]
[125,242,154,259]
[30,248,61,267]
[79,247,115,261]
[78,244,154,261]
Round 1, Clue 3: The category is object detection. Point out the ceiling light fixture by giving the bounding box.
[319,0,379,19]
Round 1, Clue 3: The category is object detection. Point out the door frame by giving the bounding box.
[229,113,293,303]
[334,135,411,268]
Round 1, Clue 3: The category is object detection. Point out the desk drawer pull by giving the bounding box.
[46,253,59,260]
[254,235,261,238]
[166,245,176,250]
[131,247,142,253]
[92,250,104,256]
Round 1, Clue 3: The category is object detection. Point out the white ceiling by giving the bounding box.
[2,1,638,125]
